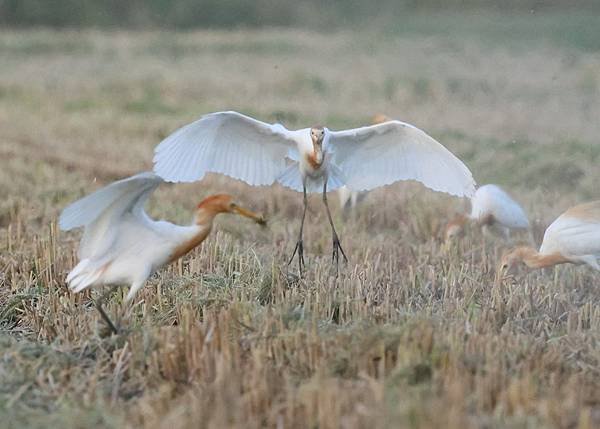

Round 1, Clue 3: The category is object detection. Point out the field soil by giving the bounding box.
[1,20,599,428]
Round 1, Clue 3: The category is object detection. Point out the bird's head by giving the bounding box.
[310,126,325,148]
[196,194,266,225]
[498,246,530,276]
[444,223,463,241]
[444,214,468,242]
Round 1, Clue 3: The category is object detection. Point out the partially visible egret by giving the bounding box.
[153,111,476,273]
[500,201,600,273]
[445,184,529,241]
[338,185,363,211]
[60,172,265,333]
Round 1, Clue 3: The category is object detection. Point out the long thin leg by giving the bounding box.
[322,180,348,274]
[288,183,308,274]
[95,285,119,335]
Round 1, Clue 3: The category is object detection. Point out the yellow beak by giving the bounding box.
[232,204,267,225]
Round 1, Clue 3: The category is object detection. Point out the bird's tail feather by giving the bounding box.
[125,280,146,302]
[66,259,110,293]
[66,258,91,283]
[70,271,102,293]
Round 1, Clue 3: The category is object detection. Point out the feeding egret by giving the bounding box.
[445,184,529,241]
[500,201,600,273]
[153,111,476,273]
[59,172,265,333]
[337,114,391,212]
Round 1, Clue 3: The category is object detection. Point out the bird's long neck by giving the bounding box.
[195,207,221,227]
[167,208,218,264]
[450,213,469,228]
[513,246,569,269]
[307,143,324,169]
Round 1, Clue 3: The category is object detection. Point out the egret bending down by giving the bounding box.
[500,201,600,273]
[153,111,476,273]
[445,184,529,241]
[59,172,265,333]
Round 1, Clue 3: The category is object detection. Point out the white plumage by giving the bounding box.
[338,186,361,210]
[538,202,600,269]
[61,173,198,301]
[446,184,529,240]
[470,184,529,230]
[153,111,476,270]
[153,111,476,196]
[60,172,264,303]
[501,201,600,272]
[335,114,391,212]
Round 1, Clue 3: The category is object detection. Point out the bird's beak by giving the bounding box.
[231,204,267,225]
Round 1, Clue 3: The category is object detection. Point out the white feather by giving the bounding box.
[60,172,206,300]
[153,111,298,185]
[338,186,366,210]
[469,184,529,229]
[153,112,475,199]
[540,202,600,268]
[276,162,304,192]
[326,121,475,196]
[59,172,161,231]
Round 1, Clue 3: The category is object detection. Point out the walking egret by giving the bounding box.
[59,172,265,333]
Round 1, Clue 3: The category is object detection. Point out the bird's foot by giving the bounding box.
[288,239,305,276]
[331,235,348,276]
[95,302,120,336]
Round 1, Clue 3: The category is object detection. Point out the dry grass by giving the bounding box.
[1,20,600,428]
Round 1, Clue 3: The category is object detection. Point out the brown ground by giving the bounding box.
[1,20,599,428]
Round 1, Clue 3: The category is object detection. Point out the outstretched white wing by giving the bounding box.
[153,111,298,185]
[59,172,162,259]
[327,121,476,196]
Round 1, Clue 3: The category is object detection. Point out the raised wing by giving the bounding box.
[153,111,298,185]
[59,172,162,230]
[327,121,476,196]
[59,172,162,259]
[470,184,529,229]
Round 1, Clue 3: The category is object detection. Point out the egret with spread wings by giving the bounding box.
[153,111,476,273]
[60,172,265,333]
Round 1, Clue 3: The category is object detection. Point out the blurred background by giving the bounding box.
[2,1,600,30]
[2,0,600,213]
